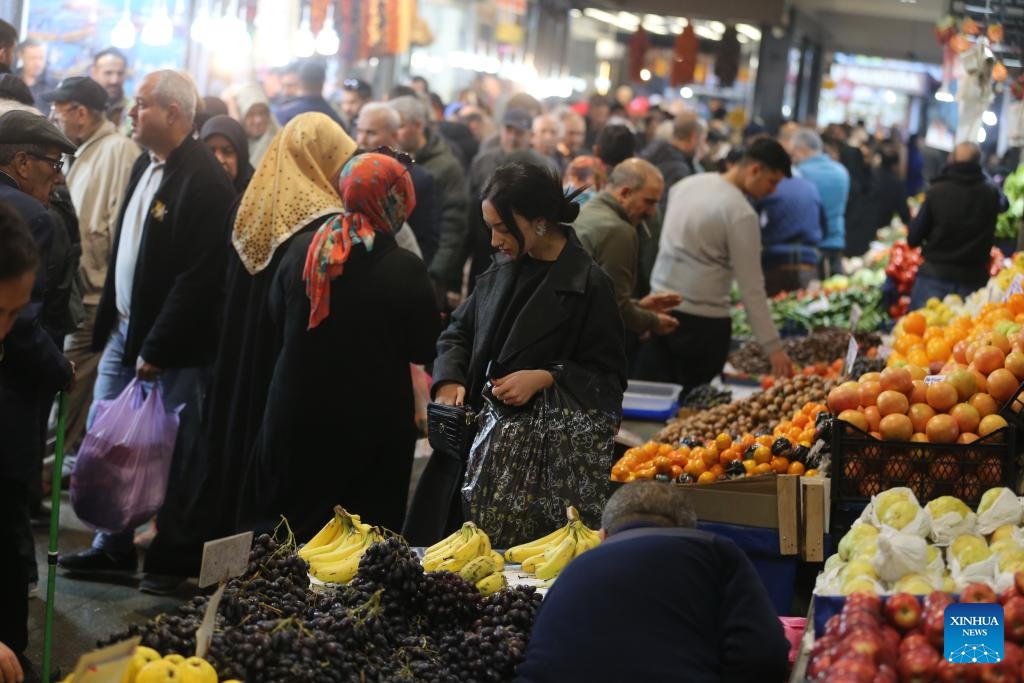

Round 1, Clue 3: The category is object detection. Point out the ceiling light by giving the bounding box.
[935,84,955,102]
[707,21,726,33]
[140,0,174,46]
[294,8,315,58]
[315,5,340,55]
[111,0,137,49]
[983,110,998,126]
[680,86,693,98]
[640,68,651,81]
[693,26,722,41]
[1005,58,1022,68]
[978,127,987,143]
[736,23,762,41]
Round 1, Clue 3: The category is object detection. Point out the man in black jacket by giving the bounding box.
[908,142,1006,310]
[640,111,706,214]
[59,70,234,586]
[0,114,76,679]
[515,480,790,683]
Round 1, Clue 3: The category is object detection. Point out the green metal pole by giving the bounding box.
[42,391,67,683]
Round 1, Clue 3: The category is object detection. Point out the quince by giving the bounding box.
[881,500,920,530]
[925,496,970,519]
[177,657,218,683]
[136,661,183,683]
[838,523,879,561]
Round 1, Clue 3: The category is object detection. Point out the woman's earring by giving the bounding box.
[535,222,548,237]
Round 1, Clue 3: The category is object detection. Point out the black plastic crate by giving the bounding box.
[830,420,1018,507]
[1001,380,1024,433]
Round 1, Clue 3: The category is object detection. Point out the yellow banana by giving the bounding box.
[460,555,497,584]
[424,524,475,565]
[520,551,546,574]
[307,529,369,567]
[298,512,345,560]
[535,531,577,581]
[423,530,472,572]
[475,571,507,596]
[432,530,488,572]
[311,534,374,584]
[572,523,601,554]
[504,526,569,563]
[301,519,357,560]
[489,550,505,571]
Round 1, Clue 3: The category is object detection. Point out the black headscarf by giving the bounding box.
[200,114,254,195]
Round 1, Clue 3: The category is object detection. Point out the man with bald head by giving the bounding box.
[574,158,680,338]
[907,141,1006,309]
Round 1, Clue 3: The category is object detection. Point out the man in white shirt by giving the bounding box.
[637,138,794,392]
[59,71,235,589]
[42,76,140,464]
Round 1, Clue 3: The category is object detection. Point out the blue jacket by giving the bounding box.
[798,153,850,250]
[754,176,825,267]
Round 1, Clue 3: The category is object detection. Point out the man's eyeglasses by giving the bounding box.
[26,151,63,173]
[371,146,413,168]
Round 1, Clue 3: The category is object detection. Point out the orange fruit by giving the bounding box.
[753,463,773,475]
[804,468,819,477]
[742,459,756,473]
[770,456,790,474]
[903,312,927,336]
[753,445,771,464]
[926,338,952,362]
[787,461,806,475]
[715,433,732,451]
[697,471,717,484]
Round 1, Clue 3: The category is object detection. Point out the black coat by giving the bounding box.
[0,177,73,483]
[92,135,235,368]
[239,232,440,539]
[404,230,627,544]
[908,161,1005,287]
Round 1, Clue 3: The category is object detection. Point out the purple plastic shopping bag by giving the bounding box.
[70,378,181,533]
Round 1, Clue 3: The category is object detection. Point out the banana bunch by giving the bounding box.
[459,550,507,596]
[300,506,384,584]
[422,522,492,573]
[504,506,601,581]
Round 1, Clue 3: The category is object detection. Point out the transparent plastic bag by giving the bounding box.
[70,379,181,533]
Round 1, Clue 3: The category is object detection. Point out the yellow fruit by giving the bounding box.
[177,657,218,683]
[123,646,163,683]
[136,660,184,683]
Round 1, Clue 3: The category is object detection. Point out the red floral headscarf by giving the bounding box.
[303,153,416,329]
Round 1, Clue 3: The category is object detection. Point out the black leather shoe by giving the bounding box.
[139,573,185,596]
[58,547,137,573]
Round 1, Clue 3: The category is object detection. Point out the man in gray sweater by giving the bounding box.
[575,158,680,338]
[637,138,793,391]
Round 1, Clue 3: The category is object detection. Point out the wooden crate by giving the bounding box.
[679,474,801,555]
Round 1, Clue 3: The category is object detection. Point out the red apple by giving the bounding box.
[1016,571,1024,597]
[1000,586,1020,605]
[832,652,880,682]
[926,590,956,612]
[899,646,940,683]
[1005,596,1024,644]
[886,592,923,631]
[935,658,979,682]
[846,630,885,663]
[924,608,947,650]
[872,662,899,683]
[847,592,884,613]
[977,660,1017,683]
[900,633,933,656]
[961,582,998,603]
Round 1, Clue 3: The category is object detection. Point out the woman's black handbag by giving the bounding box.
[427,402,477,461]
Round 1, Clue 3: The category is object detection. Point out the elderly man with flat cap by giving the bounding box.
[43,76,141,465]
[0,109,76,680]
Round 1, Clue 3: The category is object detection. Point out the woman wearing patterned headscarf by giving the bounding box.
[238,153,440,538]
[144,114,358,577]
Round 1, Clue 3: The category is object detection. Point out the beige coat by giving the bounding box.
[64,119,141,304]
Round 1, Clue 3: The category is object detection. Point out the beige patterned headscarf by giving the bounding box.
[232,112,357,274]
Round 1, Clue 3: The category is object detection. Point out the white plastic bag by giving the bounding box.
[872,528,930,582]
[860,487,931,538]
[976,488,1024,535]
[948,551,998,591]
[926,502,977,546]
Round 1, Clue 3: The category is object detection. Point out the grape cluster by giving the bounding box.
[98,532,542,682]
[680,384,733,410]
[850,356,886,380]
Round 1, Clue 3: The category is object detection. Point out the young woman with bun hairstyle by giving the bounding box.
[404,160,628,546]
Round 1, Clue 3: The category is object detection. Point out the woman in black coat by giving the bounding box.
[404,161,627,546]
[239,152,440,539]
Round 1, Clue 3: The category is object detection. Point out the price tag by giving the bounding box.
[849,303,862,332]
[924,374,947,385]
[877,345,893,360]
[198,531,253,589]
[807,439,826,461]
[68,637,140,683]
[844,336,859,377]
[195,583,227,659]
[806,296,830,315]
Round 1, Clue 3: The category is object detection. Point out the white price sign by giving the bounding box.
[924,375,947,385]
[844,336,859,376]
[849,303,862,332]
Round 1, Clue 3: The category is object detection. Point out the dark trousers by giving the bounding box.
[632,312,732,394]
[763,264,816,297]
[909,274,985,312]
[818,248,844,279]
[0,476,29,656]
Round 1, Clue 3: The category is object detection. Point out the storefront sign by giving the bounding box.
[831,65,927,96]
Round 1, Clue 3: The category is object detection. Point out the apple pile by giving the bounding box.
[827,365,1013,445]
[807,587,1024,683]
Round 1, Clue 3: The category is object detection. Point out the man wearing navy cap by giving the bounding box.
[43,76,141,463]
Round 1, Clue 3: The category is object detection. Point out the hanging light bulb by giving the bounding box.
[294,6,315,58]
[141,0,174,46]
[190,4,212,46]
[934,83,954,102]
[111,0,137,49]
[212,2,253,74]
[315,5,340,56]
